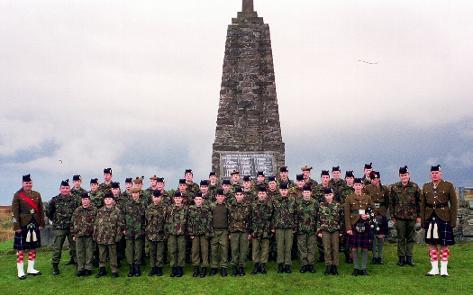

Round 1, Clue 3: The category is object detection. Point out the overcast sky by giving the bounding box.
[1,0,472,204]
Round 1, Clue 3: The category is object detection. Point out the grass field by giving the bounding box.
[0,242,472,295]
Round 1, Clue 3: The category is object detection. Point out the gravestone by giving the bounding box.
[212,0,285,177]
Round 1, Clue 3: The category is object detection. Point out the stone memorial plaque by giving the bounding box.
[220,152,275,178]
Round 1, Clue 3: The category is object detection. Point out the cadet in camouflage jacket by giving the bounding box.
[145,191,168,273]
[295,189,318,271]
[228,191,252,272]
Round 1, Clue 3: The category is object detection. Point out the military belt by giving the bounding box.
[351,209,366,215]
[425,203,448,209]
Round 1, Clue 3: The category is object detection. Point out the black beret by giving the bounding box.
[185,169,193,174]
[103,168,112,174]
[345,171,354,178]
[80,192,90,199]
[60,179,70,187]
[431,165,441,172]
[153,190,162,197]
[222,179,231,185]
[125,177,133,183]
[268,176,276,182]
[209,172,216,177]
[178,179,186,184]
[111,182,120,189]
[157,177,165,182]
[22,174,32,182]
[90,178,99,184]
[321,170,330,176]
[354,178,362,184]
[257,171,265,177]
[323,187,333,195]
[195,191,203,198]
[296,174,304,181]
[303,185,312,191]
[72,175,81,181]
[279,183,289,189]
[258,186,267,192]
[104,191,114,199]
[173,191,183,198]
[364,163,372,170]
[234,187,244,193]
[200,180,209,186]
[279,166,288,173]
[243,176,251,182]
[370,171,380,180]
[332,166,341,172]
[216,188,224,195]
[399,166,409,174]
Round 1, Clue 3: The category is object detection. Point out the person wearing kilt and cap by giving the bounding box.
[12,174,45,279]
[421,165,458,277]
[345,178,374,276]
[71,192,97,276]
[48,179,80,275]
[363,171,390,264]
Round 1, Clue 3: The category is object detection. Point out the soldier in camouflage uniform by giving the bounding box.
[301,165,318,189]
[208,172,220,196]
[390,166,421,267]
[272,183,296,273]
[295,185,317,273]
[363,171,390,264]
[89,178,104,209]
[93,192,125,278]
[71,175,87,204]
[313,170,332,263]
[71,192,97,277]
[177,179,190,205]
[254,171,267,191]
[98,168,113,194]
[250,187,273,275]
[188,192,213,277]
[199,180,213,205]
[242,176,256,204]
[146,190,167,276]
[48,179,80,275]
[185,169,200,201]
[266,176,279,203]
[317,188,343,275]
[165,192,188,277]
[132,177,151,206]
[230,170,242,189]
[290,174,305,200]
[209,189,229,277]
[221,179,232,196]
[340,171,355,263]
[123,188,146,277]
[228,187,251,276]
[277,166,294,188]
[146,175,159,195]
[155,177,172,206]
[329,166,346,202]
[109,181,126,265]
[121,178,133,199]
[361,163,373,186]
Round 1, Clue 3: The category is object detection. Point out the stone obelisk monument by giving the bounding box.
[212,0,285,178]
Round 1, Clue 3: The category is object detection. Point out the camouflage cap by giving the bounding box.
[130,188,141,194]
[301,165,312,171]
[230,170,240,175]
[133,177,144,184]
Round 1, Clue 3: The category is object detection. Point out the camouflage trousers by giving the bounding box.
[149,240,165,268]
[275,229,293,265]
[125,238,144,265]
[76,236,93,271]
[396,219,416,257]
[98,244,118,273]
[210,230,228,268]
[297,233,316,266]
[168,235,185,267]
[252,238,270,264]
[322,231,340,266]
[191,235,209,267]
[229,232,249,267]
[51,229,76,264]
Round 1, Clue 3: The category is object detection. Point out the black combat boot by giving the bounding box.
[360,269,368,276]
[156,267,163,276]
[299,265,307,273]
[199,267,207,278]
[192,266,200,277]
[285,265,292,273]
[170,267,177,277]
[397,256,405,266]
[128,264,134,277]
[332,265,339,275]
[84,269,92,276]
[324,265,331,275]
[111,272,119,278]
[134,264,141,277]
[239,266,245,276]
[352,269,359,276]
[318,253,325,263]
[405,256,415,266]
[209,268,218,276]
[220,267,228,277]
[232,266,238,276]
[252,263,260,275]
[260,264,267,274]
[148,267,156,276]
[52,264,60,276]
[176,267,183,277]
[277,264,284,273]
[372,257,378,264]
[308,265,316,273]
[95,267,106,278]
[76,270,84,277]
[378,257,384,265]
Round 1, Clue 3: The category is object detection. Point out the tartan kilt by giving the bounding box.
[424,214,455,246]
[349,221,371,249]
[13,222,41,251]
